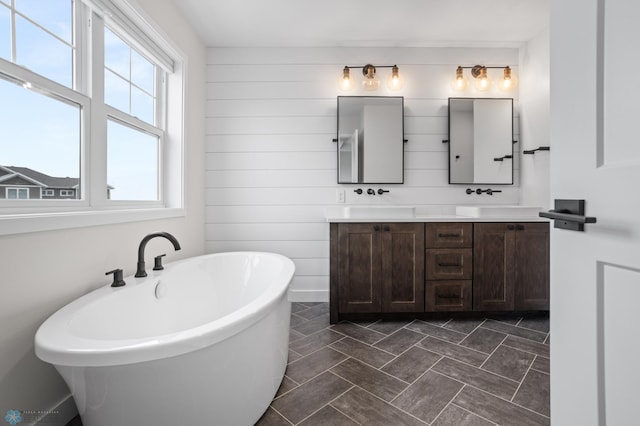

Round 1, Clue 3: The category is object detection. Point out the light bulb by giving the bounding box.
[386,65,404,90]
[452,66,468,91]
[362,64,380,91]
[498,66,518,92]
[338,66,353,91]
[474,66,491,91]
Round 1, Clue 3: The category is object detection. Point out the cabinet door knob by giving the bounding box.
[507,224,515,230]
[516,224,525,231]
[373,225,380,231]
[383,225,390,232]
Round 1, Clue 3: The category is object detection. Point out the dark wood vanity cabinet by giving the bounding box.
[330,223,424,321]
[331,221,549,322]
[473,223,550,311]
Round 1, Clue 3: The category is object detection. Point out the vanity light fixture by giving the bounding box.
[339,64,403,91]
[452,65,517,92]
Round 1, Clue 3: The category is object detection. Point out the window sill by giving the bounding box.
[0,207,185,236]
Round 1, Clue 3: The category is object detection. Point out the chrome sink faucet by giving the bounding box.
[135,232,181,277]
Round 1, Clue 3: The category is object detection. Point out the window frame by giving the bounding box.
[0,0,185,235]
[6,187,29,199]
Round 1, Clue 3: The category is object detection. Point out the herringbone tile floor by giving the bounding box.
[256,302,550,426]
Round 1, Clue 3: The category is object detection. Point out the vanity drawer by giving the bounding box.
[426,280,472,312]
[425,223,473,248]
[426,248,473,280]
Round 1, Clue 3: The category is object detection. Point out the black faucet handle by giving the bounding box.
[153,254,167,271]
[106,269,126,287]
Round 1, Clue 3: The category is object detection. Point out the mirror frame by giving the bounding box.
[447,97,514,185]
[336,96,405,184]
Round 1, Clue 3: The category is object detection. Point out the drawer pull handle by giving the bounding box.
[437,293,460,299]
[438,233,460,238]
[437,262,461,267]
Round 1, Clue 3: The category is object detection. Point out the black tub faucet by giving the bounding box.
[135,232,181,277]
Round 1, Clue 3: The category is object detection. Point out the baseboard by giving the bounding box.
[288,289,328,302]
[35,395,77,426]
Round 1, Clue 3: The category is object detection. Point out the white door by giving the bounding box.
[550,0,640,424]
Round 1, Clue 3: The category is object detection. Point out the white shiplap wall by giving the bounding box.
[205,47,521,301]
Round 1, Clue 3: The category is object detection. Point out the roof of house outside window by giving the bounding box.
[0,166,79,189]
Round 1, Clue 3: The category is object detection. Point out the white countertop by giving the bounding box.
[325,205,550,223]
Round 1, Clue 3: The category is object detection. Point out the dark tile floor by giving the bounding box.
[256,302,550,426]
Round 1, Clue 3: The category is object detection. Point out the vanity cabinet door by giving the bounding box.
[336,223,382,314]
[514,223,550,310]
[474,223,516,311]
[474,222,550,311]
[380,223,425,313]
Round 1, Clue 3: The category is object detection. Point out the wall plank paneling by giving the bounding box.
[206,47,521,301]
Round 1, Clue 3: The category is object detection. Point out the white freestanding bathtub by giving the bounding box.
[35,252,295,426]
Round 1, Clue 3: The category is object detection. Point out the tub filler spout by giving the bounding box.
[135,232,181,277]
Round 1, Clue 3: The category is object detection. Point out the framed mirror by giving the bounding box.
[337,96,404,183]
[448,98,514,184]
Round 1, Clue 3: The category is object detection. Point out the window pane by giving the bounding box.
[104,27,129,79]
[107,120,158,201]
[104,26,156,125]
[15,15,72,87]
[105,69,129,112]
[131,86,153,124]
[0,77,81,200]
[15,0,72,43]
[131,49,154,94]
[0,5,9,61]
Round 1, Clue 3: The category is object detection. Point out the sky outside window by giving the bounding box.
[0,77,80,179]
[107,120,158,201]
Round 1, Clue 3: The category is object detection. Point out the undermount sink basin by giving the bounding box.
[455,205,542,218]
[343,206,416,219]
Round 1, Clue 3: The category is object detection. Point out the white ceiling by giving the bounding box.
[175,0,549,48]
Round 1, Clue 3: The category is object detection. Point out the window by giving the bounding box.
[0,0,185,234]
[6,188,28,199]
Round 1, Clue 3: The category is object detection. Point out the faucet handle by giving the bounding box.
[106,269,126,287]
[153,254,167,271]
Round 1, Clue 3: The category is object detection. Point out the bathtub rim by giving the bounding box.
[34,251,295,367]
